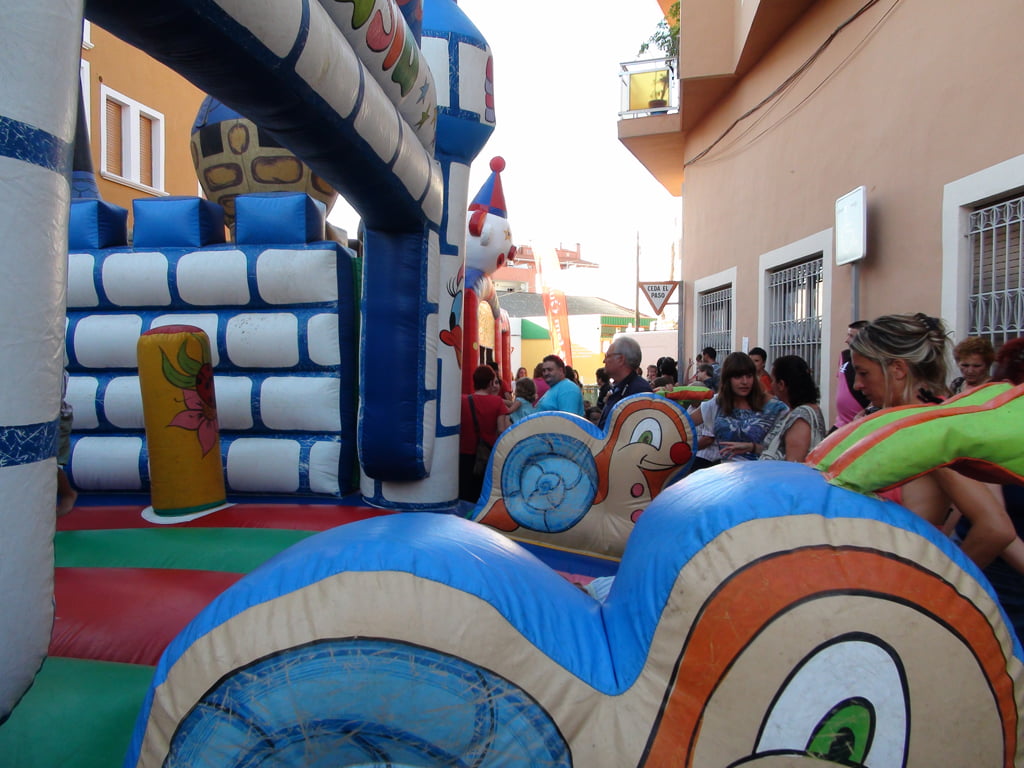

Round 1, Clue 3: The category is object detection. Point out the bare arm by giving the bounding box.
[930,469,1015,568]
[783,418,812,463]
[497,413,511,433]
[1000,536,1024,574]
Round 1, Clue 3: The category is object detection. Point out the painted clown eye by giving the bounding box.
[754,636,908,767]
[629,417,662,449]
[805,697,874,763]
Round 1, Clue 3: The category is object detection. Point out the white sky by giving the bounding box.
[328,0,681,312]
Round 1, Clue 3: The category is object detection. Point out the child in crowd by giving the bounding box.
[507,377,538,424]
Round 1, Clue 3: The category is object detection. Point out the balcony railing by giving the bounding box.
[619,56,678,118]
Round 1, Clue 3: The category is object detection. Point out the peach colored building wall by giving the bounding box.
[81,23,206,219]
[650,0,1024,419]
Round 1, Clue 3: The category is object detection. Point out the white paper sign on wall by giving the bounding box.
[639,282,678,315]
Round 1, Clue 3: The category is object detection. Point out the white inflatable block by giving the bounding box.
[104,376,144,429]
[150,314,221,367]
[214,376,255,430]
[73,314,144,369]
[256,248,337,304]
[216,0,302,58]
[307,313,340,366]
[101,251,171,306]
[67,252,99,307]
[353,82,401,167]
[393,131,435,206]
[260,377,340,431]
[0,2,83,134]
[226,438,300,492]
[0,161,69,426]
[225,313,299,368]
[294,6,360,119]
[0,462,55,721]
[445,163,470,252]
[66,376,99,429]
[420,36,451,108]
[308,441,341,495]
[71,436,143,490]
[177,249,250,306]
[458,42,492,116]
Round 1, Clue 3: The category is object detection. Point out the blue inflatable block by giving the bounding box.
[68,199,128,249]
[132,196,225,248]
[234,193,326,245]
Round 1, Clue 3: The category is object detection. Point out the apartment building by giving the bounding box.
[79,21,206,214]
[620,0,1024,420]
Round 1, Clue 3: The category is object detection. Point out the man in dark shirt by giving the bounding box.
[598,335,652,429]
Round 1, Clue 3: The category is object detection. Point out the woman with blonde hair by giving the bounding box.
[848,313,1015,567]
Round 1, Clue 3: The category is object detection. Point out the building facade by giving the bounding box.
[80,21,206,216]
[620,0,1024,421]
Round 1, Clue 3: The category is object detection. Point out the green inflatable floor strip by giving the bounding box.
[54,527,314,572]
[0,656,154,768]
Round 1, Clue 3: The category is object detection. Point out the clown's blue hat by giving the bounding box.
[469,157,508,218]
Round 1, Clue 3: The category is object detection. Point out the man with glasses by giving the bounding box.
[535,354,585,416]
[598,336,651,429]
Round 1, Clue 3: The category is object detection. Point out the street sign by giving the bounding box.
[639,282,678,315]
[835,185,866,265]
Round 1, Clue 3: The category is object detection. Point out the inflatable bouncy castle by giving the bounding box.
[1,1,1023,767]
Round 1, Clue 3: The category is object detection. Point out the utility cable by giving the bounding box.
[684,0,894,167]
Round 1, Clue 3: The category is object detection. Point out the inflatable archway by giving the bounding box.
[0,0,494,719]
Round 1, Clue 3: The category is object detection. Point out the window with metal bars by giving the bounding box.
[968,194,1024,348]
[698,285,732,358]
[100,85,164,192]
[766,255,824,385]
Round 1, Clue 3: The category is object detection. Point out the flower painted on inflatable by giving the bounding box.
[162,337,218,457]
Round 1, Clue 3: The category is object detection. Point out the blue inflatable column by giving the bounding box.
[400,0,494,504]
[358,0,495,510]
[0,0,84,719]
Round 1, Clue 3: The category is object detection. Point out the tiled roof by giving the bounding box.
[497,291,648,319]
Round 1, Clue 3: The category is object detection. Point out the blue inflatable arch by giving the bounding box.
[0,0,493,717]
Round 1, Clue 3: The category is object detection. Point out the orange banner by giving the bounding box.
[537,248,573,366]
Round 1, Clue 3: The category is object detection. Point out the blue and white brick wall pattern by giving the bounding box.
[65,243,359,497]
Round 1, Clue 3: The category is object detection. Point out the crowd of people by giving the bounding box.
[457,319,1024,612]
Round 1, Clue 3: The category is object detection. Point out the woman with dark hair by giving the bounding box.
[993,336,1024,383]
[758,355,826,462]
[848,313,1014,567]
[656,356,678,384]
[459,365,510,502]
[688,351,787,462]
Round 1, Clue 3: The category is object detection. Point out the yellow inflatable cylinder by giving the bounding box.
[138,325,226,517]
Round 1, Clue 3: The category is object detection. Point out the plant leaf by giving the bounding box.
[161,349,197,389]
[177,340,202,376]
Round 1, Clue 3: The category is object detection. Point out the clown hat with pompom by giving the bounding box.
[468,157,508,218]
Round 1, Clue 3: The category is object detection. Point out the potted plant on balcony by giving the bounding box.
[638,2,680,59]
[638,2,679,110]
[647,70,671,109]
